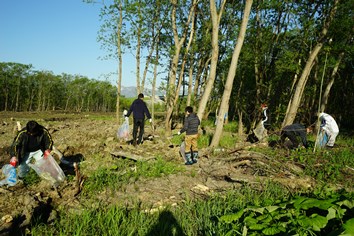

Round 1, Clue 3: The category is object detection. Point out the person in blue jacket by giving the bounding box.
[126,93,152,146]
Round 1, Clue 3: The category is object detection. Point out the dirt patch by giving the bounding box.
[0,112,315,234]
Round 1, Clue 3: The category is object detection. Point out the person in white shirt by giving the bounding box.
[319,112,339,148]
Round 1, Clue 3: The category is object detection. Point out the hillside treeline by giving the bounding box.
[0,62,117,112]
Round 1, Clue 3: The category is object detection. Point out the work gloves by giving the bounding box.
[10,156,17,167]
[149,118,152,123]
[177,131,181,135]
[44,149,51,159]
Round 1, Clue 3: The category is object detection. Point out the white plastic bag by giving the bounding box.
[28,154,66,187]
[117,120,130,141]
[0,164,17,187]
[179,141,186,161]
[315,130,329,149]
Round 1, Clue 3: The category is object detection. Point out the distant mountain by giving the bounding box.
[121,86,137,98]
[121,86,164,98]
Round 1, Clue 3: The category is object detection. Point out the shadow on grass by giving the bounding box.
[146,210,186,236]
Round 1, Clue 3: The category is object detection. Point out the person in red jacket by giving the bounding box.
[9,120,53,178]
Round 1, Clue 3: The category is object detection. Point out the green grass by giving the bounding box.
[28,135,354,236]
[31,181,354,236]
[22,168,41,186]
[82,156,184,195]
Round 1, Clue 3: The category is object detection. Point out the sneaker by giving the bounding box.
[192,159,198,163]
[185,161,193,165]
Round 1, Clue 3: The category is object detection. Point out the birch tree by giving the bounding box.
[282,0,339,127]
[210,0,253,147]
[196,0,226,120]
[164,0,198,135]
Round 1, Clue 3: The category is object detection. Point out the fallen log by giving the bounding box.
[110,151,156,162]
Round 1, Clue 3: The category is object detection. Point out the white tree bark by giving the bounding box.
[210,0,253,147]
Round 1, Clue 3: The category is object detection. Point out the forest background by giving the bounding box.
[0,0,353,146]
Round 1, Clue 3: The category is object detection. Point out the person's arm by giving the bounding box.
[144,103,151,119]
[42,129,53,158]
[179,117,189,134]
[10,131,25,162]
[43,129,53,150]
[126,101,135,117]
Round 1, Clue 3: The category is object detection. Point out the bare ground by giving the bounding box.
[0,112,315,234]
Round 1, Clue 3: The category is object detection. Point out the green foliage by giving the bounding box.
[0,62,118,112]
[223,121,238,133]
[29,178,353,236]
[219,189,354,235]
[22,168,41,186]
[287,146,354,188]
[83,156,184,195]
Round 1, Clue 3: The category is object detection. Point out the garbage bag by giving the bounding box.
[28,154,66,187]
[117,120,130,141]
[180,141,186,161]
[316,129,329,149]
[0,164,17,187]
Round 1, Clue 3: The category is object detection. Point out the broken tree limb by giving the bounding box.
[233,160,252,168]
[110,151,156,162]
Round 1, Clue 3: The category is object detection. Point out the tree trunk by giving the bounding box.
[116,0,123,124]
[282,0,339,127]
[164,0,197,135]
[320,52,344,112]
[136,21,141,95]
[196,0,226,121]
[152,33,160,122]
[187,59,194,107]
[210,0,253,148]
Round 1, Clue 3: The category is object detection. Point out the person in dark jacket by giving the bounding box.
[126,93,152,146]
[280,123,309,149]
[178,106,200,165]
[10,120,53,178]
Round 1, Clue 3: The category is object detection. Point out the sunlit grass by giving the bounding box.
[82,156,184,195]
[27,129,354,236]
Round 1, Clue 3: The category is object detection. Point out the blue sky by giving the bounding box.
[0,0,143,87]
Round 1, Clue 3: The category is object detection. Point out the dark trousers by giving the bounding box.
[280,131,299,149]
[133,118,144,144]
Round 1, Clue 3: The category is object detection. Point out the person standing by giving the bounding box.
[126,93,152,146]
[319,112,339,148]
[280,123,309,149]
[10,120,53,178]
[178,106,200,165]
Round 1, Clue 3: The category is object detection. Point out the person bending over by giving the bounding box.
[280,123,309,149]
[10,120,53,178]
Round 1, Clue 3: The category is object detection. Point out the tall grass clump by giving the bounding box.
[293,147,354,187]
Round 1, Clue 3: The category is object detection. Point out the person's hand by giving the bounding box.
[149,118,152,123]
[10,156,17,167]
[177,131,181,135]
[44,149,51,159]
